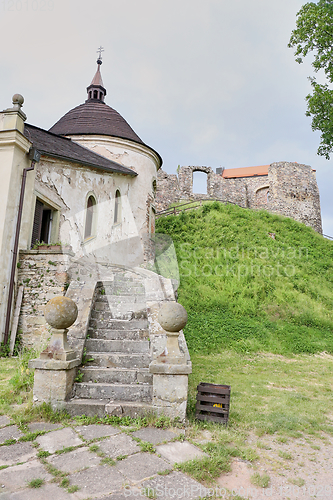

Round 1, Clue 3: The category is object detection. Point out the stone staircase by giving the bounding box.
[66,272,154,417]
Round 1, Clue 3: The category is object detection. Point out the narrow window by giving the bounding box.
[93,90,98,99]
[85,196,96,239]
[114,190,121,224]
[193,171,208,194]
[31,199,54,247]
[89,91,92,99]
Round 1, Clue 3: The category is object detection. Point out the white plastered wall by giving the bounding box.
[66,135,160,242]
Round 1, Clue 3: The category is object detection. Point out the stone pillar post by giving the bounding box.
[149,302,192,422]
[29,296,81,408]
[0,95,35,341]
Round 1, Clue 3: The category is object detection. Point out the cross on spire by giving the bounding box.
[97,46,104,61]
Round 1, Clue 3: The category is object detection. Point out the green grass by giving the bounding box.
[250,472,270,488]
[67,485,79,493]
[19,430,46,442]
[55,445,78,455]
[27,478,44,488]
[278,450,293,460]
[100,456,116,466]
[139,441,156,453]
[156,202,333,355]
[187,351,333,436]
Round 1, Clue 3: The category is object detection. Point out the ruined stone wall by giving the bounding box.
[156,162,322,233]
[268,162,322,233]
[156,169,181,212]
[17,250,72,348]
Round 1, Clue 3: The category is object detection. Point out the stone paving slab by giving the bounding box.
[0,426,22,444]
[36,427,83,453]
[142,470,208,499]
[0,459,52,492]
[27,422,63,432]
[98,433,140,458]
[0,442,37,466]
[131,427,179,445]
[0,483,72,499]
[94,493,133,500]
[48,447,101,473]
[156,441,209,464]
[0,417,10,429]
[68,465,125,499]
[115,452,170,482]
[74,424,120,441]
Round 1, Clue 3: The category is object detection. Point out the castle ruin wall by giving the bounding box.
[156,162,322,233]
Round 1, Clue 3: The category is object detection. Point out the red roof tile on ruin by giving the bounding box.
[222,165,269,178]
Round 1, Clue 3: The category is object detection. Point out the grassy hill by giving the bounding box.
[156,201,333,355]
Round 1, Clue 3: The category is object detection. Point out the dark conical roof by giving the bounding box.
[48,101,144,144]
[48,58,162,166]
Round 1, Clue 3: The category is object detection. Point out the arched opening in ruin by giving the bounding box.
[255,186,269,207]
[192,171,208,194]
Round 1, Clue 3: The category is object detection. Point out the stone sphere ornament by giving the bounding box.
[44,296,78,330]
[12,94,24,106]
[158,302,188,332]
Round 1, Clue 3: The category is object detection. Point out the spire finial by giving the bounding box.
[97,46,104,65]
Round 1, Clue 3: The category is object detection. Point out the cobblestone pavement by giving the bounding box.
[0,419,209,500]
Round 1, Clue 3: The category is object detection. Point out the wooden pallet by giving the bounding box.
[195,382,230,424]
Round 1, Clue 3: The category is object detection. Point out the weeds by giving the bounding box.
[27,478,44,488]
[100,456,116,466]
[55,446,78,454]
[288,477,305,487]
[250,472,270,488]
[139,441,156,453]
[37,450,51,458]
[19,430,46,442]
[278,450,293,460]
[67,485,79,493]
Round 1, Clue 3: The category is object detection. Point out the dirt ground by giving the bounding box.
[215,431,333,499]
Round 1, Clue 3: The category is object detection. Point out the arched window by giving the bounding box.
[114,190,121,224]
[152,180,157,198]
[93,90,98,99]
[84,195,96,239]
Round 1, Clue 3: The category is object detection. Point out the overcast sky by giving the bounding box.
[1,0,332,235]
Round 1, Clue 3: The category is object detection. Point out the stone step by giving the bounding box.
[89,318,149,331]
[84,352,151,369]
[74,382,153,402]
[88,328,149,340]
[65,399,107,418]
[100,284,145,295]
[93,302,147,313]
[89,314,148,328]
[65,399,154,418]
[80,367,153,385]
[95,295,146,304]
[85,339,150,354]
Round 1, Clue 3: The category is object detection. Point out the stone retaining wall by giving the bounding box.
[17,250,72,348]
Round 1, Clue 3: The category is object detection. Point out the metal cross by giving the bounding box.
[97,46,104,60]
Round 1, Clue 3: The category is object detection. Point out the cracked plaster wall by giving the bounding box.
[34,156,153,267]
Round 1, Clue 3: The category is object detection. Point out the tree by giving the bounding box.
[289,0,333,159]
